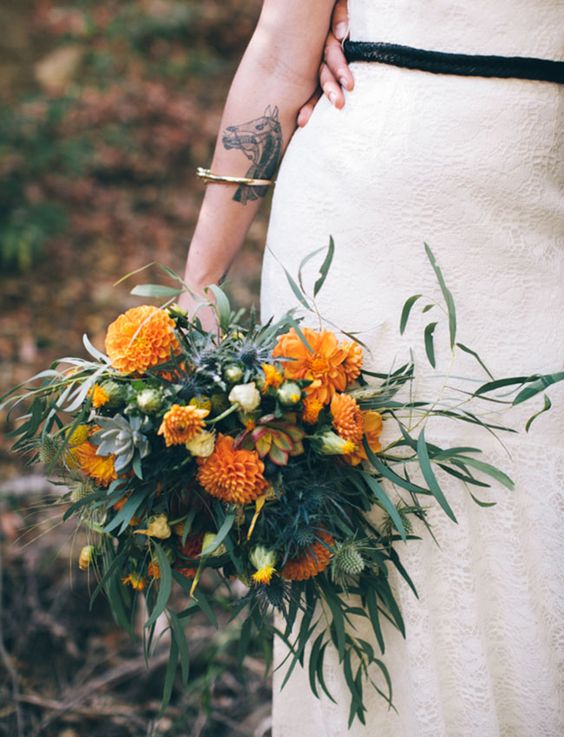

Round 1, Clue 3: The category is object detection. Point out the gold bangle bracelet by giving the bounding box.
[196,167,275,187]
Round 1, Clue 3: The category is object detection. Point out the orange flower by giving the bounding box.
[73,440,117,487]
[342,340,363,383]
[330,393,363,444]
[260,363,284,391]
[273,328,348,405]
[158,404,209,447]
[90,384,109,408]
[105,305,180,375]
[302,396,323,425]
[197,434,268,505]
[148,561,160,579]
[346,410,384,466]
[281,531,334,581]
[175,532,205,579]
[122,572,146,590]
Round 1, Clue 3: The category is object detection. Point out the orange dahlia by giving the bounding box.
[281,531,334,581]
[346,410,384,466]
[197,434,268,505]
[175,532,205,579]
[105,305,180,375]
[273,328,349,406]
[342,340,363,383]
[73,440,117,486]
[330,393,363,444]
[158,404,209,447]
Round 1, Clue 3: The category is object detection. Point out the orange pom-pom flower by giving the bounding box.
[197,434,268,505]
[105,305,180,375]
[330,393,364,444]
[281,531,335,581]
[346,410,384,466]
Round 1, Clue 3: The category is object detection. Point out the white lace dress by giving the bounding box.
[259,1,564,736]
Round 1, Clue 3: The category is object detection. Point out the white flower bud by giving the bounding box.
[228,381,261,412]
[277,381,302,406]
[315,431,356,456]
[136,388,163,414]
[185,430,216,458]
[224,364,244,383]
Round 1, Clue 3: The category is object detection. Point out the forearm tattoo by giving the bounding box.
[222,105,282,205]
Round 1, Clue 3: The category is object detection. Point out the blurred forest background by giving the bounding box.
[0,2,275,736]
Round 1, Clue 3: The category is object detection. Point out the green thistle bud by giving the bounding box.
[100,380,123,408]
[38,435,62,467]
[332,542,365,578]
[223,364,244,383]
[294,527,316,547]
[136,388,163,414]
[69,479,97,502]
[211,392,229,414]
[277,382,302,406]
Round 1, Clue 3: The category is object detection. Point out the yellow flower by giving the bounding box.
[73,439,117,487]
[122,572,147,590]
[90,384,109,408]
[185,429,216,458]
[105,305,180,375]
[78,544,95,571]
[158,404,209,447]
[67,424,90,447]
[261,363,284,391]
[133,513,171,539]
[250,546,277,585]
[197,434,268,505]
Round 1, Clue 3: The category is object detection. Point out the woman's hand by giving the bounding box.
[177,279,219,335]
[297,0,353,127]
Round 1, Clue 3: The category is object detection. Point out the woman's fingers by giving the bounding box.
[324,30,354,93]
[320,61,345,108]
[331,0,349,42]
[297,88,322,127]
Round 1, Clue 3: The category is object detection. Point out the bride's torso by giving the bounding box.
[348,0,564,58]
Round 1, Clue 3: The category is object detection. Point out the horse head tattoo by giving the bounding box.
[222,105,282,204]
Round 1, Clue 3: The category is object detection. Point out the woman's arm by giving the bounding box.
[182,0,336,315]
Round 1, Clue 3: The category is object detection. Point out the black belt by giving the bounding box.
[343,40,564,84]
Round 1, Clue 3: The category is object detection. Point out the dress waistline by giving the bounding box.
[343,40,564,84]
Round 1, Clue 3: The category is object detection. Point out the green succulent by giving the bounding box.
[92,414,150,473]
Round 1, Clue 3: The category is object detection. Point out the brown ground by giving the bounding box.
[0,3,275,735]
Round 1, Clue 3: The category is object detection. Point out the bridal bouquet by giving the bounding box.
[3,243,561,726]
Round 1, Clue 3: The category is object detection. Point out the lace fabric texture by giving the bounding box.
[259,1,564,735]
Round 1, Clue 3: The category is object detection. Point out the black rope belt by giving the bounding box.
[343,40,564,84]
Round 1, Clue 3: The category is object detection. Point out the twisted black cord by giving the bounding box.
[343,41,564,84]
